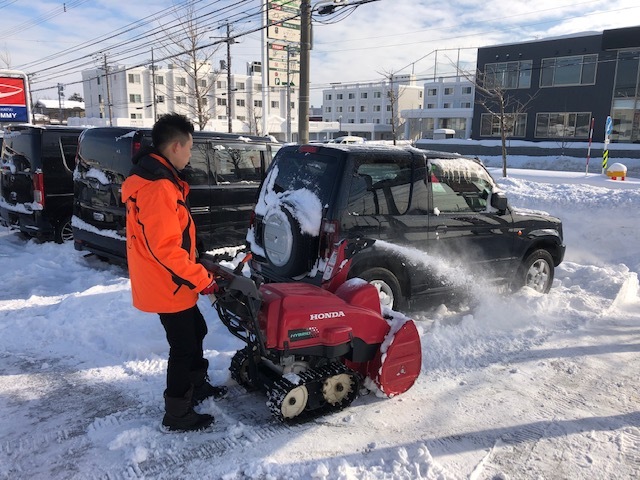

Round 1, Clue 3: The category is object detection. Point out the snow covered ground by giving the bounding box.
[1,156,639,480]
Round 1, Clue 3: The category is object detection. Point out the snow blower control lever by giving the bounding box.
[198,253,422,422]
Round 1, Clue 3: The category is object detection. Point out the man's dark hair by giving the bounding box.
[152,113,195,151]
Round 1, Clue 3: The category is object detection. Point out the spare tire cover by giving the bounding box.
[262,206,316,277]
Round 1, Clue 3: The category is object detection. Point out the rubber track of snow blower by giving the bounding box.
[266,362,360,422]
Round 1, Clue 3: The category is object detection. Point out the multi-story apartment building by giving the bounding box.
[471,25,640,143]
[402,76,474,140]
[321,74,423,141]
[81,61,298,140]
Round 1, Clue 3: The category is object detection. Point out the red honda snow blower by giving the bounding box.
[199,241,422,422]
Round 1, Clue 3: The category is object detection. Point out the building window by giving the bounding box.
[360,105,366,112]
[129,94,142,103]
[157,95,165,103]
[427,103,435,109]
[386,105,392,112]
[535,112,592,138]
[176,77,187,87]
[217,81,226,89]
[237,115,246,121]
[348,93,355,99]
[360,119,367,123]
[155,75,164,85]
[201,98,208,106]
[461,102,472,108]
[427,88,437,96]
[255,83,262,92]
[271,101,279,108]
[200,79,207,88]
[444,87,454,95]
[361,92,368,99]
[128,73,141,84]
[217,98,227,106]
[176,96,187,104]
[236,99,245,107]
[337,93,343,99]
[235,82,245,90]
[130,113,142,119]
[325,106,331,112]
[336,106,343,112]
[290,102,295,109]
[348,106,355,112]
[326,94,332,100]
[540,54,597,87]
[484,60,533,89]
[254,100,262,107]
[462,86,473,95]
[373,105,381,112]
[443,103,452,109]
[480,113,527,137]
[374,91,382,98]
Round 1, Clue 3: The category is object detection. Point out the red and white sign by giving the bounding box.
[0,75,29,122]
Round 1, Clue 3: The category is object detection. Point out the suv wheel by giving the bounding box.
[263,207,316,277]
[355,267,406,311]
[55,217,74,244]
[518,249,554,293]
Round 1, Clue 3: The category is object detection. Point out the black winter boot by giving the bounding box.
[190,369,228,405]
[162,387,214,432]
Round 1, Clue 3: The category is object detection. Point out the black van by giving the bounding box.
[72,127,279,264]
[0,124,85,243]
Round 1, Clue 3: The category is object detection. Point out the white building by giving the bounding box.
[402,76,475,140]
[321,74,424,141]
[79,61,306,141]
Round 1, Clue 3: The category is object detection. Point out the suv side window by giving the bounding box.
[182,143,209,185]
[429,159,495,213]
[213,146,265,184]
[350,159,413,215]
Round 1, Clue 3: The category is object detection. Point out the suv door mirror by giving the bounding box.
[491,191,508,212]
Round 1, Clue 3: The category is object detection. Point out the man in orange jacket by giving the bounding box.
[121,113,227,432]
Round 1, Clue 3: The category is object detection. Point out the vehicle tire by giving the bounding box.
[354,267,407,311]
[516,249,555,293]
[54,217,73,244]
[262,206,316,277]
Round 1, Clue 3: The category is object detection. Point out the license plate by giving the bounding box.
[93,212,105,222]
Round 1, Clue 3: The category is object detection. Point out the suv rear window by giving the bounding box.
[266,151,341,206]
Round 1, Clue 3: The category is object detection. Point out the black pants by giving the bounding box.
[159,304,208,398]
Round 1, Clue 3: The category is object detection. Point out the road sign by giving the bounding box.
[267,0,301,42]
[605,115,613,137]
[268,42,300,87]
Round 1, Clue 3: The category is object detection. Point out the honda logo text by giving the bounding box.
[309,311,345,321]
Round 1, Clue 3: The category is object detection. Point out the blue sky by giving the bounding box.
[0,0,638,106]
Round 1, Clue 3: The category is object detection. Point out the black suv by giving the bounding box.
[73,127,279,264]
[247,143,566,310]
[0,124,84,243]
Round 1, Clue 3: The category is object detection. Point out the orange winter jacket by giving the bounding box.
[121,150,212,313]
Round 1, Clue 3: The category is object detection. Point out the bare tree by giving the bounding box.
[378,69,404,145]
[155,4,222,130]
[462,68,536,177]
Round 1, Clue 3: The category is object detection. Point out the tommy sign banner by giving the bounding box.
[0,74,29,123]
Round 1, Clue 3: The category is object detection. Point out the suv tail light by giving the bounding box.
[298,145,319,153]
[132,140,142,157]
[320,220,339,259]
[33,171,45,208]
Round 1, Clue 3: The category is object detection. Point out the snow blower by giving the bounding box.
[199,242,421,422]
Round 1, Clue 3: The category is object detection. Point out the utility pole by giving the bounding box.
[286,45,296,142]
[298,0,311,144]
[151,48,157,121]
[57,83,64,124]
[225,22,234,133]
[103,53,113,126]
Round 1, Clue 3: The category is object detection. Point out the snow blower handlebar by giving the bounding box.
[198,253,266,353]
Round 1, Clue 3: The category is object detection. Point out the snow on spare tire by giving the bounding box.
[253,166,324,277]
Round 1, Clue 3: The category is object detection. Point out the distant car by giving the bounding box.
[0,124,84,243]
[247,143,566,310]
[72,127,280,264]
[327,135,365,145]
